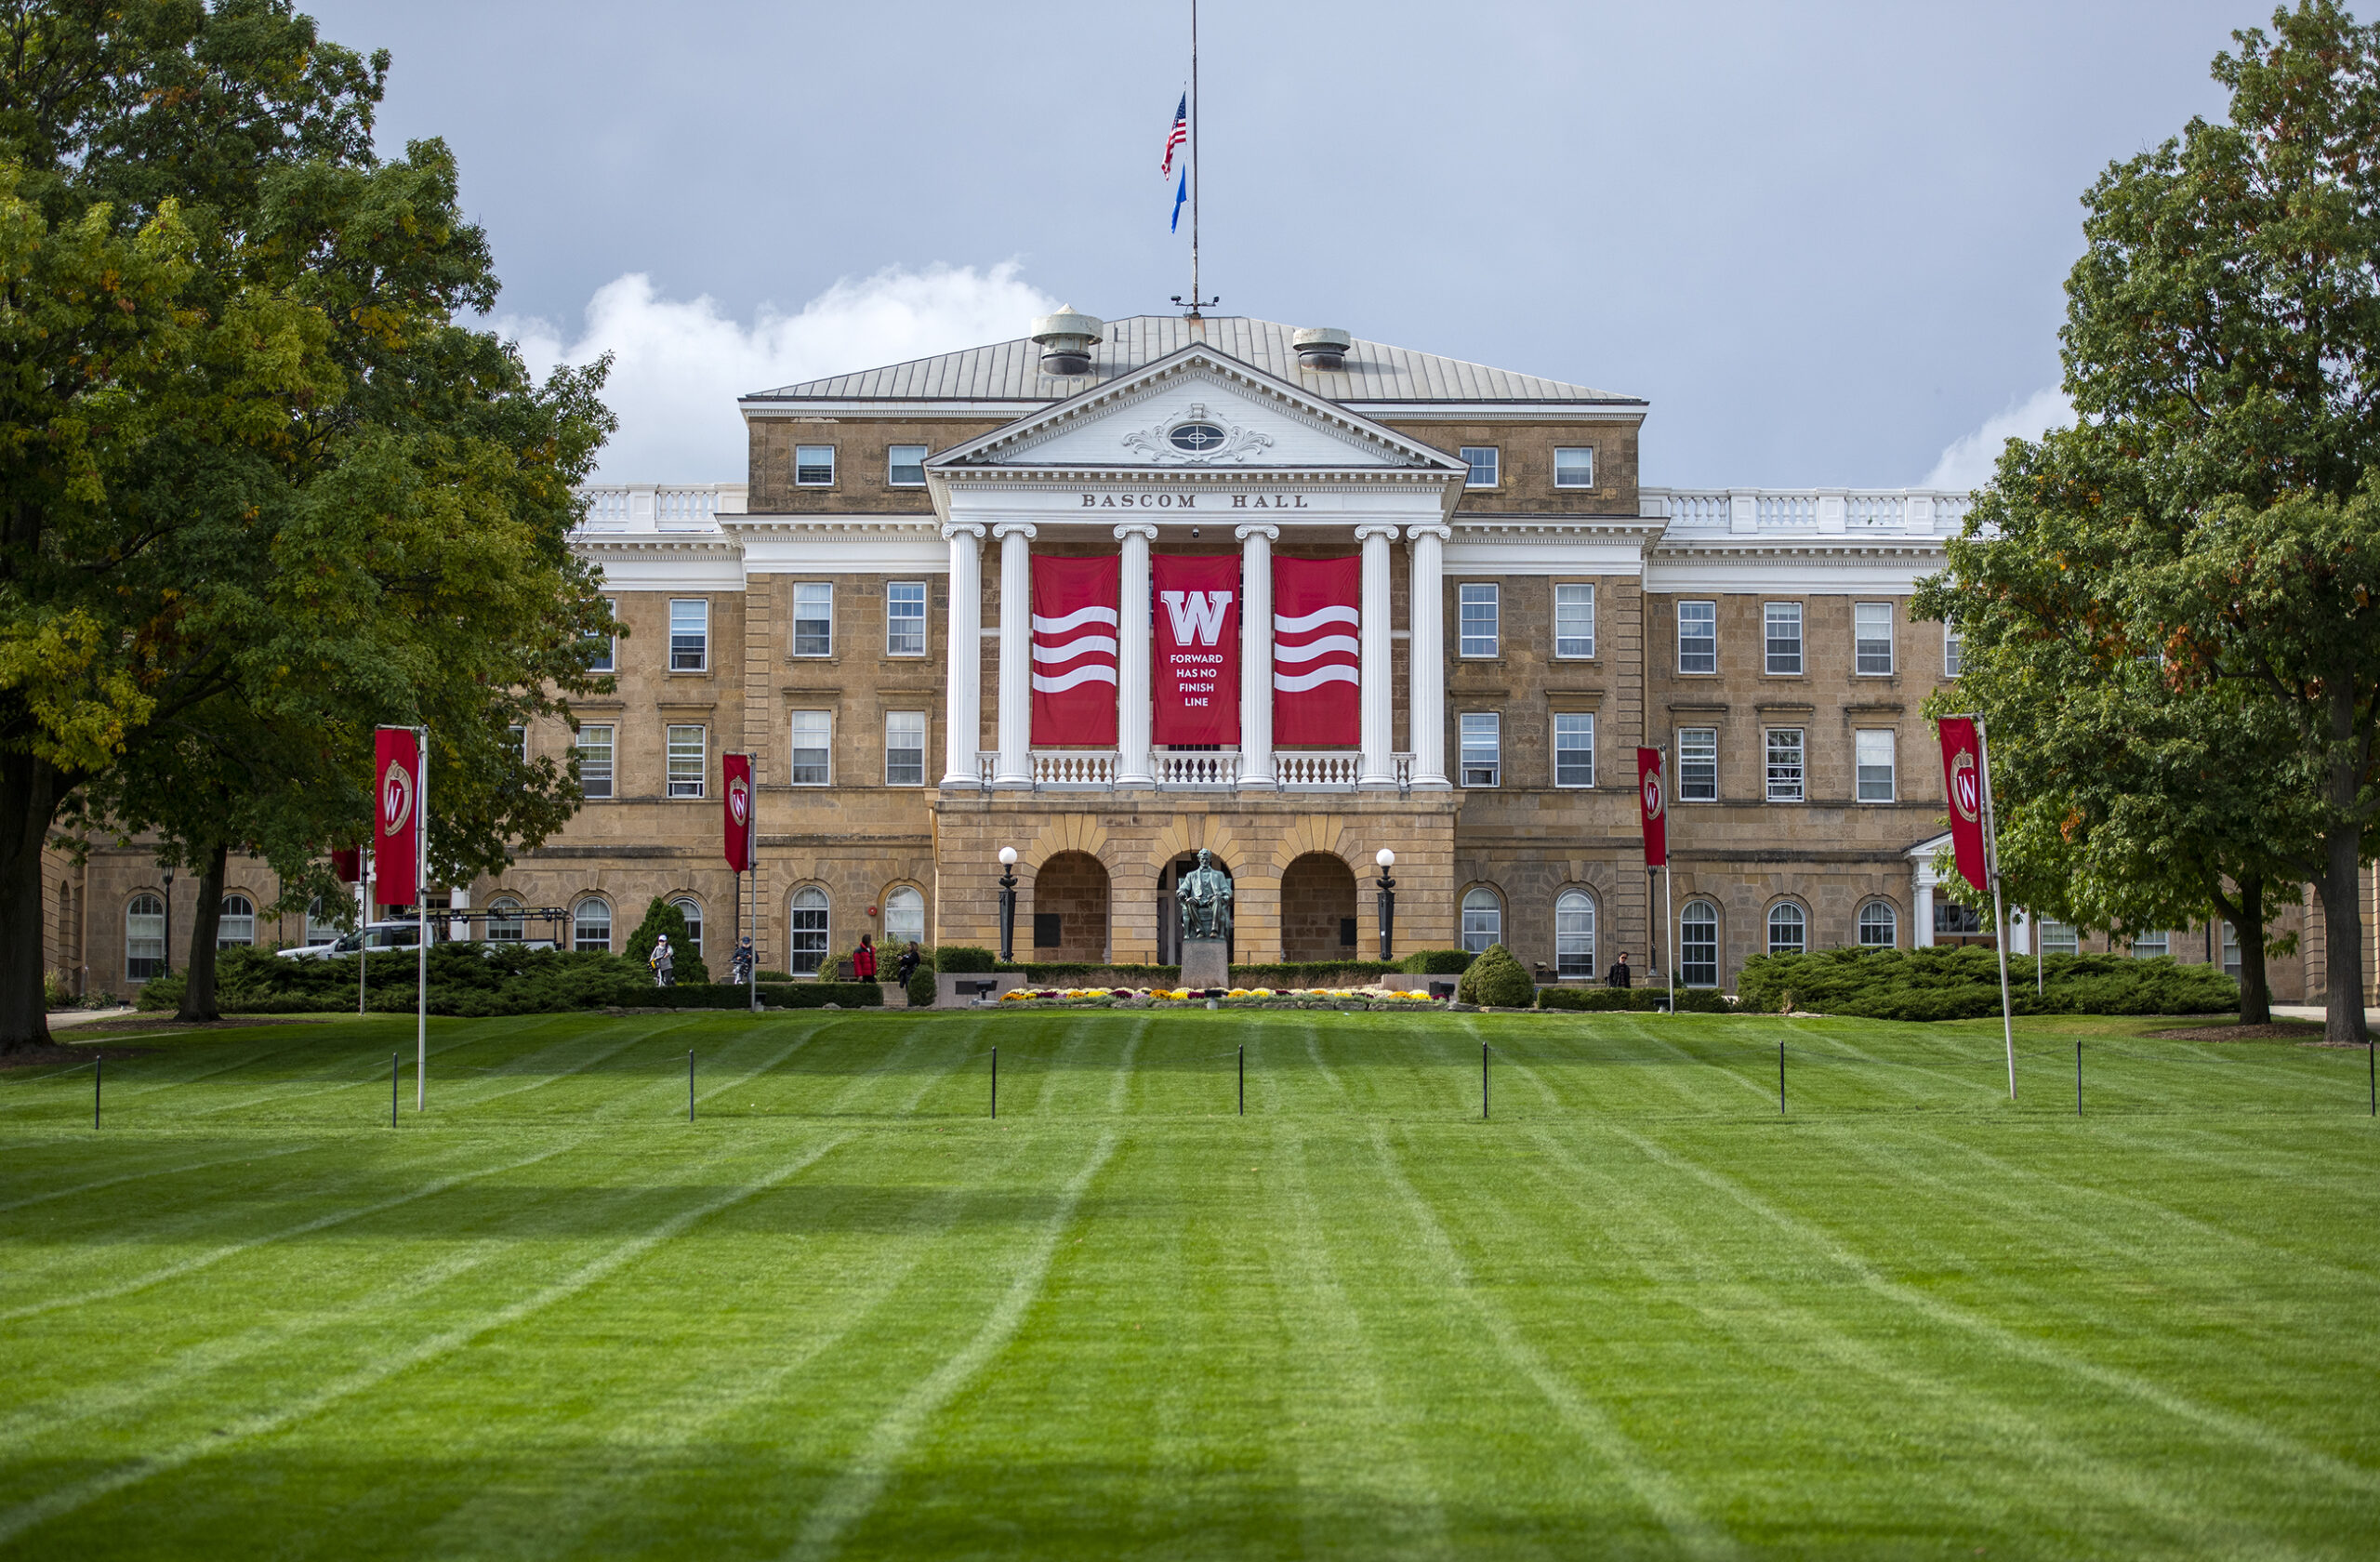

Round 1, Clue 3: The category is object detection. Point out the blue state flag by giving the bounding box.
[1170,166,1187,232]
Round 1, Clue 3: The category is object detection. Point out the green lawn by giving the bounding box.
[2,1008,2375,1559]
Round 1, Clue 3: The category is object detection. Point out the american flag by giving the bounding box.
[1160,93,1187,178]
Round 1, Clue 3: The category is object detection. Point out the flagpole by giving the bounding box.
[416,726,429,1112]
[1189,0,1200,314]
[1665,864,1675,1014]
[1977,717,2016,1100]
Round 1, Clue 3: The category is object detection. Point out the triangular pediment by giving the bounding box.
[925,347,1468,477]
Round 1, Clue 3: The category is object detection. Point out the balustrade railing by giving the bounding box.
[1156,750,1239,788]
[1034,750,1116,788]
[1644,487,1976,536]
[1757,493,1817,528]
[571,483,745,535]
[1276,752,1361,788]
[963,748,1410,791]
[582,488,631,528]
[655,487,720,527]
[1845,494,1904,528]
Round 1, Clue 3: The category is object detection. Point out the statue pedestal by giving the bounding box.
[1180,938,1230,992]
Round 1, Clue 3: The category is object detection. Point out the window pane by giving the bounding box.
[1459,584,1499,656]
[1460,446,1498,487]
[887,444,928,486]
[1855,602,1894,675]
[671,897,704,956]
[576,724,615,800]
[669,599,708,671]
[795,445,835,485]
[1555,890,1596,977]
[1554,447,1594,488]
[789,888,828,974]
[218,894,255,948]
[2131,929,2169,958]
[2040,920,2079,956]
[1460,712,1500,788]
[1768,904,1806,956]
[1679,728,1718,801]
[1554,712,1594,787]
[126,894,165,980]
[789,710,831,785]
[667,724,707,798]
[887,581,927,655]
[885,886,926,946]
[1461,888,1501,953]
[1858,902,1897,946]
[1855,729,1896,801]
[1943,621,1964,678]
[1554,584,1594,657]
[1681,901,1718,986]
[574,899,612,952]
[488,898,524,942]
[1765,602,1803,675]
[793,583,833,656]
[587,597,615,673]
[1677,602,1716,674]
[886,710,926,787]
[306,895,341,946]
[1765,728,1804,801]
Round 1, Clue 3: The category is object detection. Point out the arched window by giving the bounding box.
[1858,900,1897,947]
[1680,900,1719,987]
[1461,888,1502,954]
[1555,890,1596,978]
[883,885,925,948]
[573,897,612,953]
[670,896,704,956]
[305,895,341,946]
[487,897,524,942]
[1768,902,1806,956]
[218,894,256,948]
[789,887,829,974]
[126,894,165,981]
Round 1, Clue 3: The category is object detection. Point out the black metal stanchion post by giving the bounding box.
[391,1053,398,1128]
[1482,1042,1489,1121]
[1778,1042,1786,1116]
[991,1046,998,1119]
[689,1050,695,1123]
[2076,1040,2082,1117]
[94,1056,100,1130]
[1238,1045,1244,1117]
[2368,1039,2373,1117]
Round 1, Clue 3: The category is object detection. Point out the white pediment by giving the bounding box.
[926,348,1467,477]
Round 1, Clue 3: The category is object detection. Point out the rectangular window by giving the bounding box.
[576,724,615,800]
[1944,620,1964,679]
[2040,920,2079,957]
[507,724,526,764]
[793,583,833,656]
[2131,929,2170,959]
[2222,921,2241,977]
[587,596,615,673]
[1677,601,1716,674]
[885,710,926,787]
[1765,728,1805,802]
[1678,728,1718,801]
[126,901,165,980]
[1554,712,1594,788]
[668,598,708,671]
[1554,446,1595,488]
[887,444,928,486]
[795,444,836,486]
[1855,729,1896,801]
[788,710,831,786]
[1765,602,1803,675]
[666,724,706,798]
[1460,712,1501,788]
[886,581,927,656]
[1554,584,1595,658]
[1459,584,1500,656]
[1460,446,1499,488]
[1855,602,1895,676]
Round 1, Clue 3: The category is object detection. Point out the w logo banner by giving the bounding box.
[1272,555,1358,747]
[1152,553,1237,745]
[1636,748,1668,867]
[1031,555,1119,746]
[722,752,754,871]
[373,728,421,907]
[1936,717,1991,894]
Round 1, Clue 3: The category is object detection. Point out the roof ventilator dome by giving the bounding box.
[1031,308,1104,377]
[1292,326,1352,371]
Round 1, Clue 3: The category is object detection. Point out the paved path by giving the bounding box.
[46,1008,139,1031]
[2270,1005,2380,1024]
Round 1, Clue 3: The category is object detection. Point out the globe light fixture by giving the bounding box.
[1374,849,1396,961]
[997,847,1021,963]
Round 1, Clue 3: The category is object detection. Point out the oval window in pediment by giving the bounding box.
[1169,421,1226,454]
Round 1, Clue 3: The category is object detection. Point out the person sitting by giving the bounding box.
[853,933,878,983]
[1607,951,1633,990]
[894,940,920,986]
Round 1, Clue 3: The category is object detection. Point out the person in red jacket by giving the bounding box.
[853,933,878,982]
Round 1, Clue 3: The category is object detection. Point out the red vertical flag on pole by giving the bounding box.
[722,753,754,871]
[1937,717,1990,894]
[373,728,420,907]
[1635,748,1668,867]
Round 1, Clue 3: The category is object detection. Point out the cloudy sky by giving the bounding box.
[309,0,2255,487]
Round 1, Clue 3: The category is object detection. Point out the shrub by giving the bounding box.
[906,968,937,1007]
[1538,986,1667,1012]
[1456,944,1534,1007]
[1733,945,2237,1021]
[1401,948,1475,975]
[1671,986,1736,1014]
[625,898,710,986]
[938,946,998,973]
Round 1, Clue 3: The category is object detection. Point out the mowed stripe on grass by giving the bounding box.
[0,1007,2374,1559]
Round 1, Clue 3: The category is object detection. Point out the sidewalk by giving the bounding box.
[47,1006,138,1030]
[2270,1005,2380,1024]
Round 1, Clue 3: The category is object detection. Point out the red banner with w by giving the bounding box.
[1937,717,1990,894]
[374,728,421,907]
[1636,748,1668,867]
[722,752,754,871]
[1030,555,1119,746]
[1153,553,1237,745]
[1271,556,1359,747]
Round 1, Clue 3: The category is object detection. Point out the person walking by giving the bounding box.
[894,940,919,987]
[731,936,753,986]
[651,934,675,988]
[853,933,878,983]
[1607,950,1633,990]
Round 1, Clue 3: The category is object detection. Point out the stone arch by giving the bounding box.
[1021,814,1115,874]
[1279,852,1359,963]
[1145,815,1249,879]
[1032,851,1110,962]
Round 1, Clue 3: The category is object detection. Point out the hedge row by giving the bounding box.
[1537,986,1735,1013]
[1733,945,2238,1021]
[933,946,1474,981]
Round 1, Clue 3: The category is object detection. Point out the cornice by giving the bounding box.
[1651,536,1947,563]
[569,535,743,556]
[723,517,940,537]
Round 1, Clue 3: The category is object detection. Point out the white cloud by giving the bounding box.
[1922,386,2073,492]
[499,263,1061,482]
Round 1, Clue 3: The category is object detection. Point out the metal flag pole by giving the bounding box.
[1189,0,1199,313]
[1976,717,2016,1100]
[359,841,371,1016]
[416,726,429,1112]
[748,758,760,1014]
[1666,863,1675,1015]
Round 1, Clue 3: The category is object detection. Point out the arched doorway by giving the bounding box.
[1157,852,1233,966]
[1279,853,1357,963]
[1033,852,1110,962]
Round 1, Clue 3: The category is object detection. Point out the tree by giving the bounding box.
[1457,944,1534,1008]
[625,898,709,986]
[1923,1,2380,1043]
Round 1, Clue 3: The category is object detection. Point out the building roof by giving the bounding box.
[742,315,1643,406]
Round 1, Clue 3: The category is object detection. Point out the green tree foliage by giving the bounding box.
[1455,944,1535,1008]
[1735,946,2237,1024]
[624,897,709,986]
[1916,2,2380,1043]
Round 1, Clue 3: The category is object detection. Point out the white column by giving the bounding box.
[1407,523,1450,788]
[1913,873,1936,947]
[1236,523,1278,789]
[1355,523,1400,788]
[1114,523,1157,787]
[992,522,1036,788]
[939,523,985,788]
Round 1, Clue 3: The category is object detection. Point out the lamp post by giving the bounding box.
[1375,848,1395,962]
[997,847,1019,964]
[161,866,174,975]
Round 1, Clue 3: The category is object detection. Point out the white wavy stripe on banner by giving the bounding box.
[1032,604,1118,634]
[1032,665,1119,693]
[1274,665,1360,693]
[1272,635,1358,665]
[1032,634,1117,663]
[1274,605,1357,634]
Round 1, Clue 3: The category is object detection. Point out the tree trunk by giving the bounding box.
[0,749,61,1052]
[2232,874,2271,1026]
[176,841,229,1023]
[2318,824,2369,1045]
